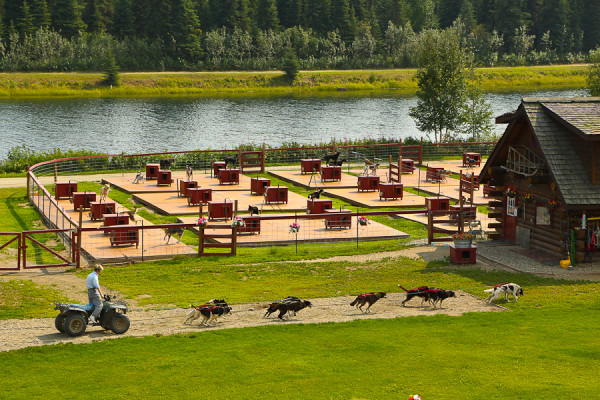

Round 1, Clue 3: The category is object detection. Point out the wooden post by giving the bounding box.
[261,143,266,173]
[427,208,433,244]
[199,227,204,256]
[419,137,423,166]
[234,200,238,217]
[54,162,57,183]
[232,226,238,256]
[76,206,83,268]
[26,165,30,199]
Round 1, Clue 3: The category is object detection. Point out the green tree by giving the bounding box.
[282,49,300,81]
[103,49,120,86]
[51,0,86,38]
[256,0,279,31]
[111,0,134,39]
[18,0,34,37]
[587,47,600,96]
[409,28,471,143]
[170,0,202,62]
[459,85,494,141]
[30,0,50,30]
[305,0,330,34]
[330,0,357,44]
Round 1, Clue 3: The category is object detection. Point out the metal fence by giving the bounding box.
[14,140,497,267]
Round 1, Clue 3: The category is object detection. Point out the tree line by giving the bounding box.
[0,0,599,71]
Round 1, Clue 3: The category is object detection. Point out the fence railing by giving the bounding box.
[15,140,497,267]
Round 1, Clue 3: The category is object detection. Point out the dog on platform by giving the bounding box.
[164,226,184,244]
[99,184,110,202]
[160,158,174,170]
[363,160,380,176]
[224,154,238,167]
[308,189,324,200]
[331,158,346,167]
[485,283,524,303]
[350,292,386,313]
[185,165,193,180]
[323,152,340,166]
[132,171,145,184]
[248,205,260,216]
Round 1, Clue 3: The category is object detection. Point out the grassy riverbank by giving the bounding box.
[0,65,589,97]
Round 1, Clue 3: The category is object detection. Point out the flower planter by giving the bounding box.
[453,239,473,249]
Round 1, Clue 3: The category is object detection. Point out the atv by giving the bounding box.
[53,294,130,337]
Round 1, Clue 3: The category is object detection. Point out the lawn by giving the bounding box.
[1,184,600,399]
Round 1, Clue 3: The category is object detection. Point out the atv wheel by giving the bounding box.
[110,314,130,334]
[64,314,87,337]
[55,314,66,333]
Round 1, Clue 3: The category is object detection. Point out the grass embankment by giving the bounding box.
[0,65,588,97]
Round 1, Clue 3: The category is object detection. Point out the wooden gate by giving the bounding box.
[198,225,237,256]
[0,229,78,270]
[239,149,265,174]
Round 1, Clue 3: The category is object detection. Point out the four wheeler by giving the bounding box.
[53,294,130,337]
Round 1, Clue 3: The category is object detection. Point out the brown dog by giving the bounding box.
[350,292,386,313]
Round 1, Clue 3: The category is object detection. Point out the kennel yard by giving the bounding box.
[6,142,495,267]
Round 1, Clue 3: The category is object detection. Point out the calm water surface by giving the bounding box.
[0,89,585,159]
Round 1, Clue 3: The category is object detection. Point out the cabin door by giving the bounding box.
[504,196,517,242]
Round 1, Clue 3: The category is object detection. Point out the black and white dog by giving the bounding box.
[308,189,324,200]
[323,152,340,166]
[485,283,524,303]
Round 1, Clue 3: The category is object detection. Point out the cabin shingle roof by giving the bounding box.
[521,98,600,206]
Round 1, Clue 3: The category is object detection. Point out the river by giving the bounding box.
[0,88,586,159]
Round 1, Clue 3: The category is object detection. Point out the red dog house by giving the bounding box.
[146,163,160,180]
[109,229,139,248]
[157,170,173,186]
[179,180,198,197]
[425,166,446,183]
[324,209,352,229]
[358,176,380,192]
[450,244,477,264]
[449,205,477,222]
[54,182,77,200]
[301,159,321,174]
[73,192,96,211]
[90,201,116,221]
[187,188,212,206]
[425,196,450,211]
[265,186,288,204]
[102,213,130,235]
[250,177,270,195]
[213,161,226,177]
[208,200,233,221]
[401,159,415,174]
[238,216,261,234]
[307,199,333,214]
[463,152,481,167]
[378,183,403,200]
[321,166,342,182]
[218,168,240,185]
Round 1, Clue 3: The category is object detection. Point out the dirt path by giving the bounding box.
[0,291,504,352]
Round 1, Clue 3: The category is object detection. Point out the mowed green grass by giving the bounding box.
[1,188,600,399]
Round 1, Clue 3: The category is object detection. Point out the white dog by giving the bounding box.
[100,184,110,201]
[185,165,193,180]
[485,283,524,303]
[132,171,145,184]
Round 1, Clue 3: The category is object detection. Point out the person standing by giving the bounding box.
[86,264,104,324]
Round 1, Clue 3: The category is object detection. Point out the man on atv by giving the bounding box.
[86,264,104,324]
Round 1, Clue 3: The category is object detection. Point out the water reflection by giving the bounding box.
[0,89,585,158]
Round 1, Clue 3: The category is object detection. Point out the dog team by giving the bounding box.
[182,283,523,327]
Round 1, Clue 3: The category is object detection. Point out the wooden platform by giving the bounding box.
[268,170,358,189]
[103,173,252,193]
[179,214,409,246]
[33,196,196,263]
[133,189,309,216]
[324,188,426,208]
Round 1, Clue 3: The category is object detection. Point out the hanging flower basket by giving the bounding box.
[546,199,560,211]
[358,216,369,226]
[289,222,300,233]
[197,217,208,228]
[524,193,534,203]
[505,188,517,198]
[231,216,245,228]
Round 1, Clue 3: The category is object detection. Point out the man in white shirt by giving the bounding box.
[86,264,104,324]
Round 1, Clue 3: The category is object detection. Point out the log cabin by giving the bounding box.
[479,97,600,263]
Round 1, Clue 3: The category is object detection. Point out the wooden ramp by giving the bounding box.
[323,189,426,209]
[268,170,358,189]
[103,173,252,194]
